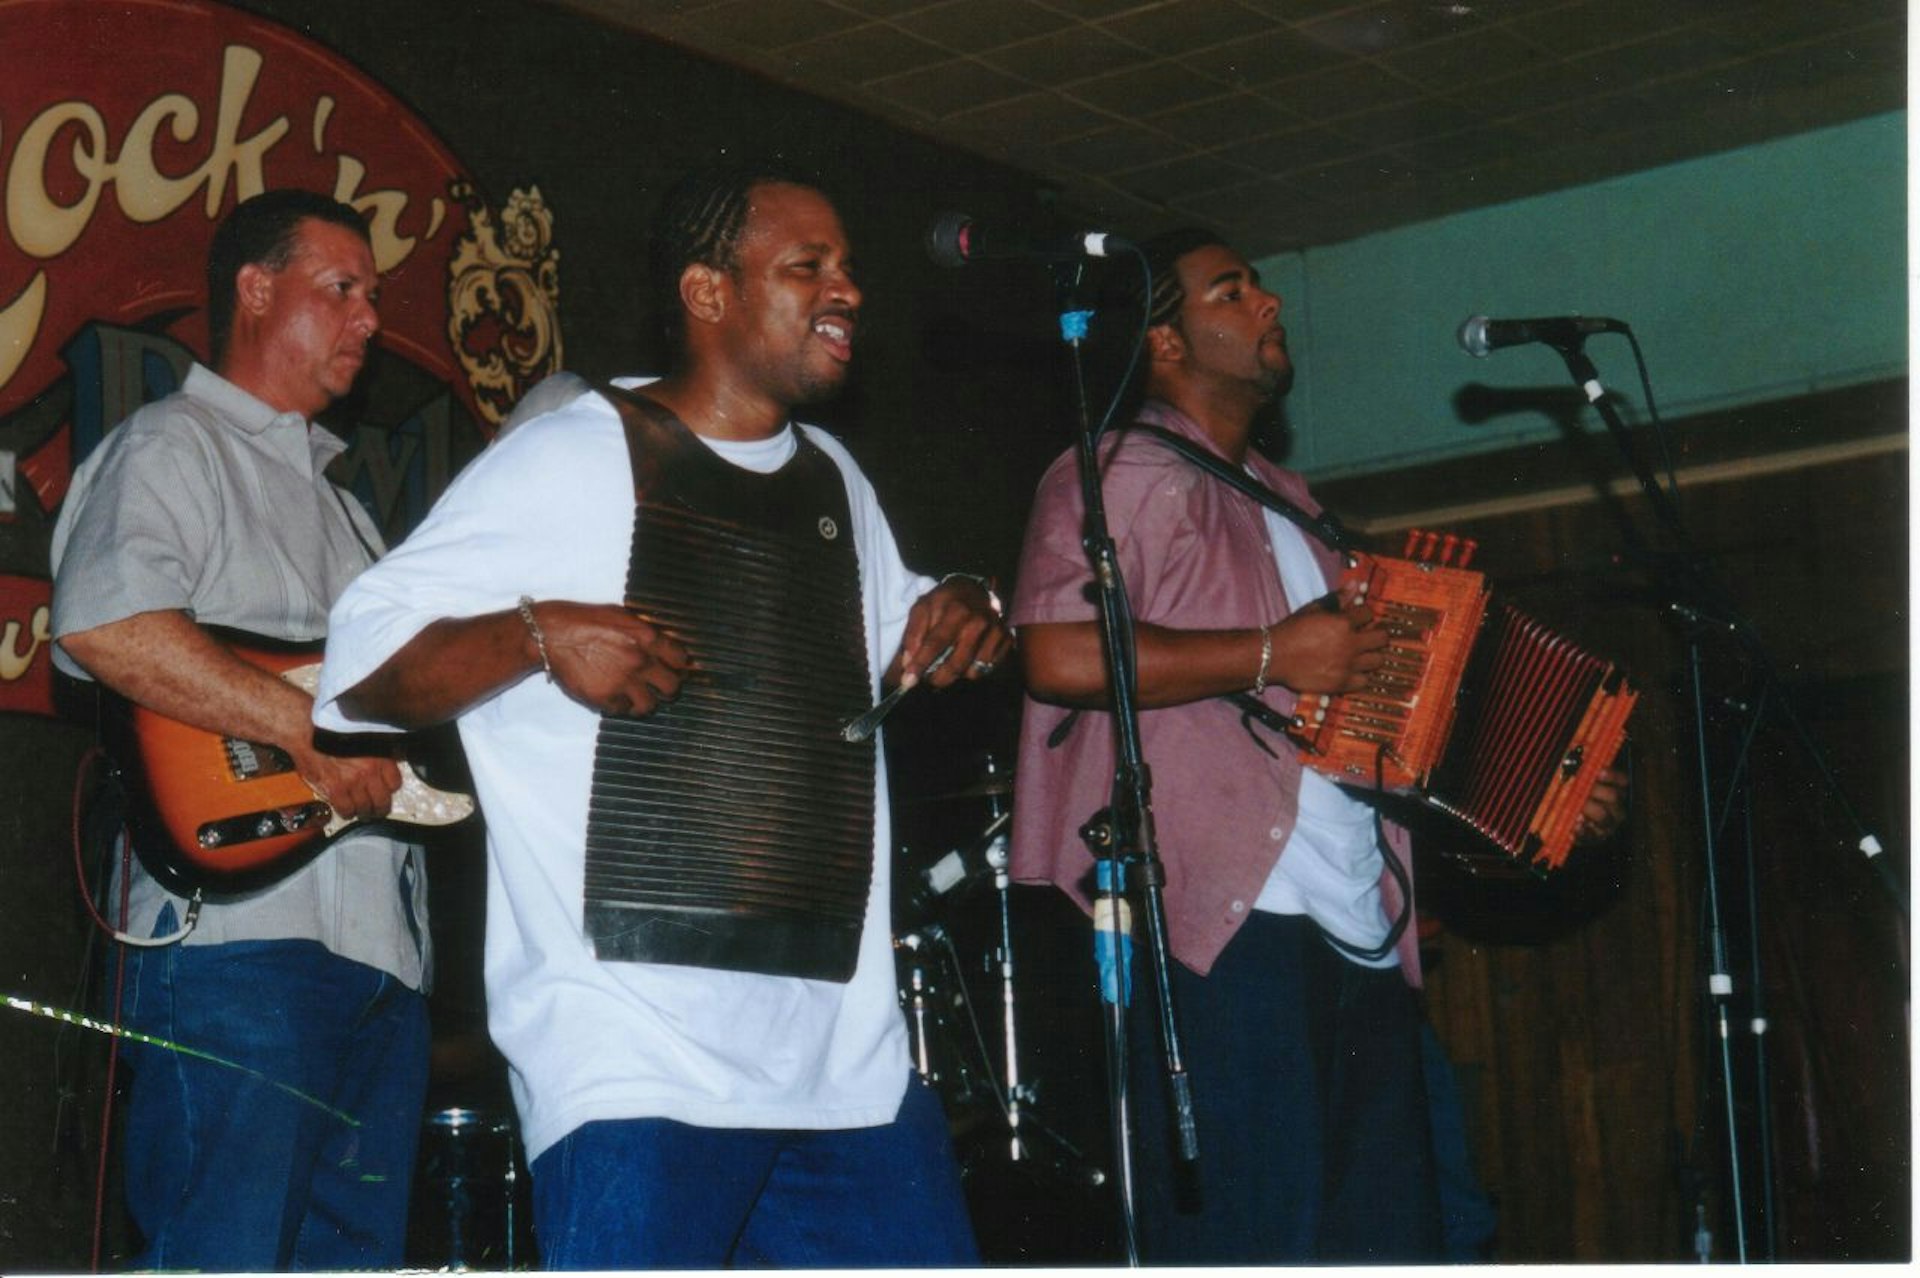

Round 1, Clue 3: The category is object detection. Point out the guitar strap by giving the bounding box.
[327,483,384,565]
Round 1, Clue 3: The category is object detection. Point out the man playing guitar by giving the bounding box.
[49,190,431,1271]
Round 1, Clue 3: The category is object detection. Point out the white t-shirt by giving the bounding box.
[1252,508,1396,968]
[315,379,932,1160]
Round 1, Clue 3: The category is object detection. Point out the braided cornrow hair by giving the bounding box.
[647,160,820,355]
[1085,225,1230,418]
[1136,225,1230,329]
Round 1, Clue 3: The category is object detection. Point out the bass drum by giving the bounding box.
[407,1106,535,1270]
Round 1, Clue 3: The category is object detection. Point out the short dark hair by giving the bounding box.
[645,161,824,354]
[205,190,370,364]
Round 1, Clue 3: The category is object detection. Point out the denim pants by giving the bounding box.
[117,929,430,1271]
[529,1075,979,1268]
[1124,911,1441,1264]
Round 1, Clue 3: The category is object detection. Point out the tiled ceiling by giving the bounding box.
[552,0,1905,257]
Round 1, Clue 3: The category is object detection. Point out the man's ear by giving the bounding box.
[678,263,726,328]
[1145,321,1184,365]
[234,262,275,320]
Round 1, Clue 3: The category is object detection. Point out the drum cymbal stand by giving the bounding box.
[898,931,940,1084]
[973,785,1108,1188]
[901,789,1107,1188]
[898,799,1012,1113]
[978,793,1025,1163]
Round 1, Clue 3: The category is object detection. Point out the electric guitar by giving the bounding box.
[117,637,475,895]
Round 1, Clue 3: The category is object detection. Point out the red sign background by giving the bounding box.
[0,0,475,415]
[0,0,492,716]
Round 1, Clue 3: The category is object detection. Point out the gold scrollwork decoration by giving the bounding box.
[446,181,563,429]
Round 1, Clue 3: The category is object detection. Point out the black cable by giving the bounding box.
[1621,328,1683,522]
[1308,748,1413,965]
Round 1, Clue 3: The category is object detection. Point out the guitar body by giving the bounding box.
[118,636,473,896]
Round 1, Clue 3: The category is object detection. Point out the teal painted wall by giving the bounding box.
[1265,112,1907,478]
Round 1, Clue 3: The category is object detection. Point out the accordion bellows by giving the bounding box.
[1288,531,1637,874]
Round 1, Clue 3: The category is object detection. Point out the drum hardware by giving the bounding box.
[903,810,1009,925]
[410,1106,531,1271]
[895,900,1106,1189]
[981,813,1024,1164]
[896,922,995,1111]
[896,926,944,1085]
[904,775,1015,804]
[897,755,1107,1187]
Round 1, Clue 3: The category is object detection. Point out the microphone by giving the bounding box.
[1457,314,1627,357]
[926,211,1132,268]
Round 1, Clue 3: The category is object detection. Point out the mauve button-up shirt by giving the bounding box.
[1008,400,1418,982]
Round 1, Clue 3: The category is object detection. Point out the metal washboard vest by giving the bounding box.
[581,386,875,982]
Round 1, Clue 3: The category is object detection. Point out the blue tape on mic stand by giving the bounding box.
[1093,859,1133,1006]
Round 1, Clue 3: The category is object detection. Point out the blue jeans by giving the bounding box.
[1125,912,1441,1264]
[530,1075,979,1268]
[118,928,430,1271]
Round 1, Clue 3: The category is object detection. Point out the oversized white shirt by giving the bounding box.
[315,381,931,1160]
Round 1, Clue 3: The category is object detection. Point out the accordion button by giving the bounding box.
[1229,900,1246,914]
[1269,826,1285,841]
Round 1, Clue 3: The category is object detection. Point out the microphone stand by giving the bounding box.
[1547,337,1905,1261]
[1051,263,1198,1266]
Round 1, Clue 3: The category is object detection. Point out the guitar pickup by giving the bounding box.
[197,803,331,848]
[225,737,296,781]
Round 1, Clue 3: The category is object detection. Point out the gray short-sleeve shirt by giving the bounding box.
[50,364,429,988]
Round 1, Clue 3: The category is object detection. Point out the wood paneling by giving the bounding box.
[1398,410,1908,1261]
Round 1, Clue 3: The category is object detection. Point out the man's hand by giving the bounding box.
[534,601,692,717]
[889,577,1014,691]
[1575,765,1630,845]
[293,747,403,822]
[60,610,406,819]
[338,600,691,729]
[1266,587,1389,695]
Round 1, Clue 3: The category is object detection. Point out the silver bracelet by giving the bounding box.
[1251,624,1272,695]
[939,571,1003,617]
[517,596,554,682]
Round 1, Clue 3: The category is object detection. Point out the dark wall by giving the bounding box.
[1326,384,1910,1262]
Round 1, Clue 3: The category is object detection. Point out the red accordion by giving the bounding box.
[1287,530,1636,874]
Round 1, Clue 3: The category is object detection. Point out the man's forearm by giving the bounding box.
[1021,599,1381,708]
[1019,620,1270,710]
[59,609,319,751]
[336,610,539,729]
